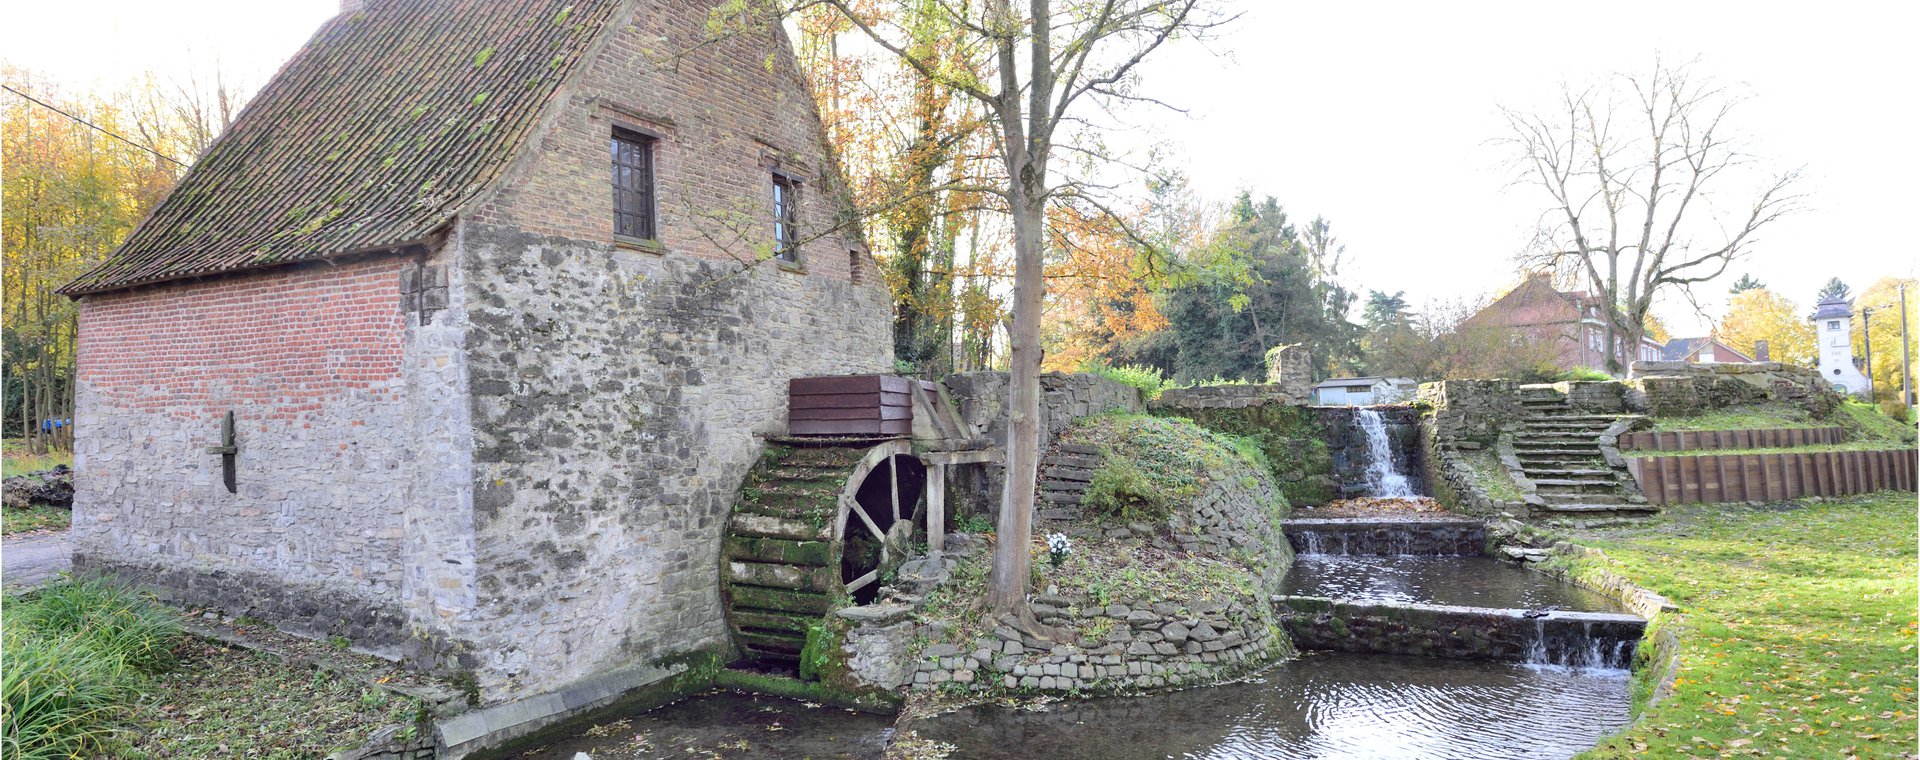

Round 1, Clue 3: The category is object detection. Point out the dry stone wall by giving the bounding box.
[1628,361,1841,418]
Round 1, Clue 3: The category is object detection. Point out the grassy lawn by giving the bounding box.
[3,503,70,534]
[1571,492,1917,759]
[1,439,72,479]
[2,581,422,759]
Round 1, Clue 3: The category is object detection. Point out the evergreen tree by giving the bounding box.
[1729,274,1765,294]
[1161,194,1360,382]
[1362,290,1409,330]
[1817,277,1852,302]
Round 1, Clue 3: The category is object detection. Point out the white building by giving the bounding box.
[1312,376,1418,406]
[1811,296,1872,396]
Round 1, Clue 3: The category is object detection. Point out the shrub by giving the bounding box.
[1083,455,1172,523]
[1083,362,1170,400]
[1,580,181,757]
[1557,366,1614,383]
[1879,399,1912,424]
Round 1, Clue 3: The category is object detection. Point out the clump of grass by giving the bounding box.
[2,579,182,757]
[1080,362,1171,400]
[1084,455,1172,523]
[1556,366,1614,382]
[2,504,70,535]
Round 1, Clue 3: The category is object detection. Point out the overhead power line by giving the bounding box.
[2,83,189,169]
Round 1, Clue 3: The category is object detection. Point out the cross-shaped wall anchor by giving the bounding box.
[203,410,237,493]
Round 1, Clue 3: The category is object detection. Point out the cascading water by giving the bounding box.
[1354,408,1416,498]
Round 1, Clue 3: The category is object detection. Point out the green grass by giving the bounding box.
[1652,403,1824,432]
[1457,449,1521,501]
[2,579,183,759]
[1,450,71,479]
[1570,493,1917,759]
[3,504,70,535]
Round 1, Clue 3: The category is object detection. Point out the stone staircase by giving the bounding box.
[1037,442,1104,522]
[1510,388,1654,518]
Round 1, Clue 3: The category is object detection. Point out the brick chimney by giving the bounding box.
[1754,340,1770,361]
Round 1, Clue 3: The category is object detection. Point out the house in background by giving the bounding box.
[59,0,892,737]
[1660,336,1756,364]
[1312,376,1417,405]
[1458,273,1663,376]
[1812,296,1873,395]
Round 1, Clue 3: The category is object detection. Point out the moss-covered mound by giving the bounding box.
[891,415,1295,699]
[1151,404,1336,506]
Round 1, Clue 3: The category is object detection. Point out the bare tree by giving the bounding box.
[801,0,1231,630]
[1500,58,1801,372]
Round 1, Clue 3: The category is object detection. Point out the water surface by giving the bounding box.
[909,652,1633,760]
[1280,555,1624,612]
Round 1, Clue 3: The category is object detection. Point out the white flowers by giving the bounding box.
[1046,532,1072,567]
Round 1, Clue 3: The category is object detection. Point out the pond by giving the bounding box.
[1279,555,1625,612]
[519,652,1632,760]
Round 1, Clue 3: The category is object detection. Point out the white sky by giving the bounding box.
[5,0,1916,335]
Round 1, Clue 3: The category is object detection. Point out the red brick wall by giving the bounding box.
[78,258,406,420]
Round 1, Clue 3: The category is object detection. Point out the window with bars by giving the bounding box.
[611,128,656,241]
[773,173,799,263]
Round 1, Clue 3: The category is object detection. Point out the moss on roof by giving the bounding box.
[61,0,620,295]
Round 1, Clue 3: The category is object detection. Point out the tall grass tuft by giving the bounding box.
[2,580,181,757]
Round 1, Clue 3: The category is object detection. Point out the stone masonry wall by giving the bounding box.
[71,254,475,663]
[1627,361,1841,418]
[941,372,1145,518]
[447,3,893,702]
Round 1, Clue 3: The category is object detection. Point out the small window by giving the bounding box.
[612,128,656,240]
[1827,320,1840,331]
[773,173,800,263]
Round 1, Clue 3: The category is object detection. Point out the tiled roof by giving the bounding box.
[62,0,618,295]
[1660,337,1704,361]
[1812,297,1853,320]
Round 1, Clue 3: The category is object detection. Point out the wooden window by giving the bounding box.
[612,128,656,241]
[773,173,800,263]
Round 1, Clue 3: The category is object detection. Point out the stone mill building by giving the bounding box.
[58,0,891,721]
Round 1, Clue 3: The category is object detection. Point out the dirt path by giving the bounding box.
[3,529,71,589]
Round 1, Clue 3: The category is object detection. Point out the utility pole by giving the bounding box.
[1861,307,1875,402]
[1901,282,1914,407]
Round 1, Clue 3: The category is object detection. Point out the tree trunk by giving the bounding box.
[988,180,1045,618]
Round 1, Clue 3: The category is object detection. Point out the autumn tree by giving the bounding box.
[807,0,1231,627]
[3,66,236,450]
[1853,277,1918,403]
[1718,287,1815,366]
[1501,58,1801,374]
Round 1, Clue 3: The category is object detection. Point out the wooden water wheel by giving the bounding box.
[721,439,926,666]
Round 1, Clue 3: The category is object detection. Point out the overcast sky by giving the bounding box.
[5,0,1915,335]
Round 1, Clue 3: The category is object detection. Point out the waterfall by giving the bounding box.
[1354,409,1416,498]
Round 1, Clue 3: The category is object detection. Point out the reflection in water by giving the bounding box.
[1280,555,1624,612]
[910,652,1632,760]
[521,654,1632,760]
[514,690,894,759]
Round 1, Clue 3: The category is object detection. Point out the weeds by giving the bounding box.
[1,579,182,758]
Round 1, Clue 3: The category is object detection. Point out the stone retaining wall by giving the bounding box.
[942,372,1145,518]
[1283,518,1485,556]
[901,595,1289,695]
[1627,361,1840,418]
[1275,596,1644,669]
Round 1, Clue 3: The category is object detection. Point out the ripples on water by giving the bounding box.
[1279,555,1625,612]
[522,653,1631,760]
[912,652,1632,760]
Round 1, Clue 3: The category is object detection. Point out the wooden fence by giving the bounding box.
[1618,427,1846,452]
[1628,449,1917,505]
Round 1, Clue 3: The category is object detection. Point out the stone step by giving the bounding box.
[1040,466,1096,483]
[1049,454,1102,469]
[1040,490,1084,504]
[1041,479,1090,493]
[1539,492,1629,505]
[1512,434,1601,445]
[1517,423,1614,433]
[1534,482,1620,495]
[1057,443,1104,456]
[1522,414,1622,423]
[1520,468,1614,478]
[1533,502,1660,514]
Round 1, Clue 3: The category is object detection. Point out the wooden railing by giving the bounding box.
[1627,449,1916,505]
[1618,427,1846,452]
